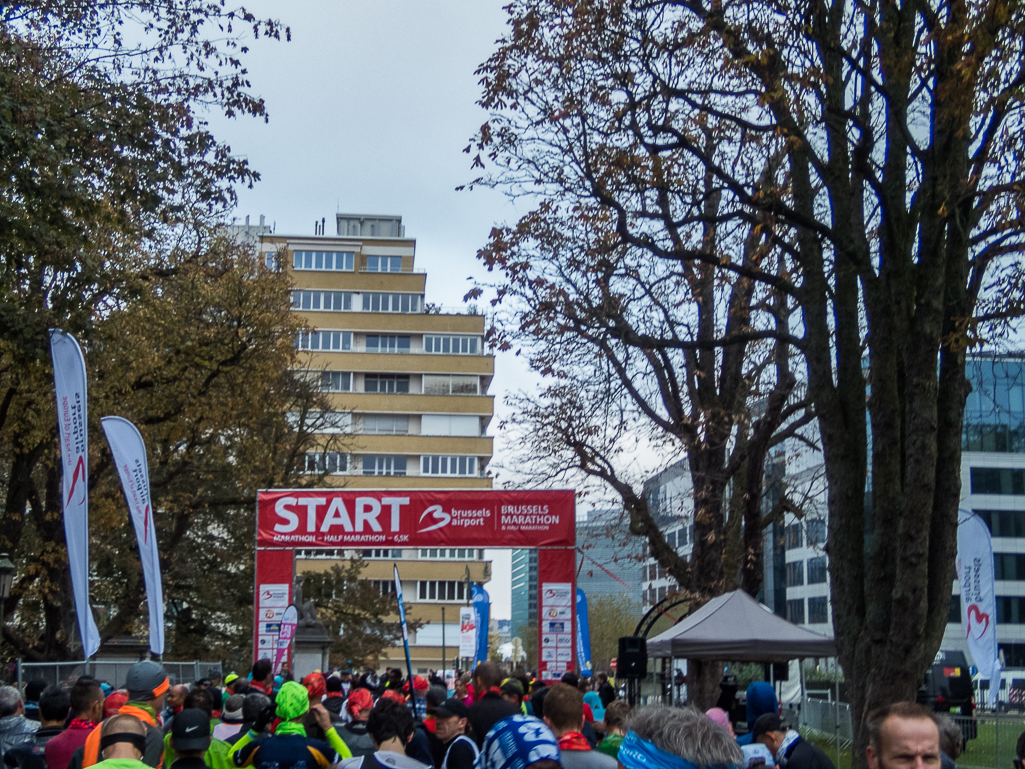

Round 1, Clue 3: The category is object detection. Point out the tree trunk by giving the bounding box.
[686,659,724,710]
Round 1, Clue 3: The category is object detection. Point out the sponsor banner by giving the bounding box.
[472,585,491,671]
[253,551,293,662]
[274,604,298,675]
[49,330,101,659]
[101,417,164,656]
[958,509,1001,706]
[576,588,593,675]
[259,584,290,608]
[259,607,285,622]
[257,490,574,549]
[459,607,476,657]
[537,552,575,680]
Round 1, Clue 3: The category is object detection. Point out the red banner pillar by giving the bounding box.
[253,548,294,663]
[537,547,576,681]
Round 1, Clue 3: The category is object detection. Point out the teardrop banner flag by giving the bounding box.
[274,604,298,675]
[101,416,165,656]
[958,509,1001,706]
[49,330,101,659]
[576,588,593,675]
[472,585,491,671]
[394,564,415,687]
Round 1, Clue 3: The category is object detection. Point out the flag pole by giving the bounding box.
[393,564,415,694]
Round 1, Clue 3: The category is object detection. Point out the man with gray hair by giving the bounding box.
[0,686,39,764]
[618,705,744,769]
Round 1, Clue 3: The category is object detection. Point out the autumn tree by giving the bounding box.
[471,0,1025,758]
[586,594,642,675]
[0,1,297,660]
[467,2,813,704]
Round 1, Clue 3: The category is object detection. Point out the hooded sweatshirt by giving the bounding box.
[737,682,777,746]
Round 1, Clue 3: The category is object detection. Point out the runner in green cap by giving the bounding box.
[229,682,352,768]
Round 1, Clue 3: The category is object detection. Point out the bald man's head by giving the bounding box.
[101,713,147,760]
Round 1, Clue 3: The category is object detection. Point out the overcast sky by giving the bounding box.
[210,0,533,619]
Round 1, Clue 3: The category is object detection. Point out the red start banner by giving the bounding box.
[256,489,575,549]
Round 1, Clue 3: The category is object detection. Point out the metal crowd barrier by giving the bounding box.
[15,659,222,692]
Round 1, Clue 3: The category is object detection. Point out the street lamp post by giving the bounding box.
[0,554,16,683]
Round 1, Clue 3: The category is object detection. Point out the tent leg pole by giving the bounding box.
[835,662,840,769]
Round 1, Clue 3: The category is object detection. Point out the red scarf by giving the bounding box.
[69,719,98,730]
[325,692,343,699]
[558,732,591,751]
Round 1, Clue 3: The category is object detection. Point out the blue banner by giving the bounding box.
[576,588,592,675]
[472,585,490,670]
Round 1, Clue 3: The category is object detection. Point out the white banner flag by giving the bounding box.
[957,509,1001,706]
[49,330,101,659]
[459,606,475,658]
[101,416,165,655]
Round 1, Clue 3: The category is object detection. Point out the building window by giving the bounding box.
[787,599,805,624]
[807,556,828,585]
[418,549,484,559]
[786,561,804,587]
[366,335,411,354]
[292,290,353,312]
[998,596,1025,624]
[361,293,422,313]
[996,553,1025,580]
[362,455,407,476]
[418,580,468,602]
[424,335,480,355]
[362,415,409,435]
[808,597,829,624]
[978,510,1025,537]
[302,452,347,475]
[364,549,403,559]
[292,250,355,272]
[364,374,410,394]
[785,523,803,549]
[297,549,342,559]
[970,467,1025,495]
[321,371,352,392]
[264,252,279,270]
[422,374,479,396]
[949,595,961,623]
[370,580,396,596]
[296,330,352,351]
[807,519,826,546]
[365,256,403,272]
[421,455,479,476]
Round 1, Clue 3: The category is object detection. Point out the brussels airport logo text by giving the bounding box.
[417,505,489,532]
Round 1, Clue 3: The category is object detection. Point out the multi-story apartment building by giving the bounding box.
[254,213,495,673]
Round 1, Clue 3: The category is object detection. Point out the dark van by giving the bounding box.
[916,650,977,741]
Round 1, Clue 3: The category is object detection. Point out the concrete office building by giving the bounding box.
[780,354,1025,683]
[253,213,495,673]
[576,510,645,606]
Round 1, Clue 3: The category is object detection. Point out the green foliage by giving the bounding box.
[516,622,538,670]
[299,560,405,669]
[586,594,642,675]
[0,1,296,660]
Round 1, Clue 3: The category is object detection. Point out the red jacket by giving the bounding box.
[45,723,93,769]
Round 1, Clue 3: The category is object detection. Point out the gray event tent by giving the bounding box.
[645,588,837,660]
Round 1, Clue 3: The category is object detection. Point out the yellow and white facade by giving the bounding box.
[257,213,493,673]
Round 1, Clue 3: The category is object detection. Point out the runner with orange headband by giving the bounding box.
[81,661,171,769]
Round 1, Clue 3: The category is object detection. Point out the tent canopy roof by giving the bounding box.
[645,589,836,661]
